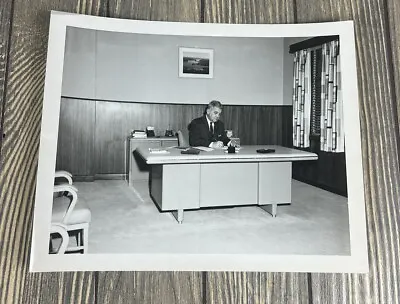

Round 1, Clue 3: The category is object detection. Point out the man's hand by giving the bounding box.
[210,141,224,148]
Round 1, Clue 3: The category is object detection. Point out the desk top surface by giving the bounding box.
[136,145,318,164]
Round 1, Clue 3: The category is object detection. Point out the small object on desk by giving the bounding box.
[230,137,240,148]
[165,129,174,137]
[131,129,147,138]
[227,145,236,154]
[146,126,155,137]
[181,148,200,155]
[149,148,170,154]
[256,148,275,153]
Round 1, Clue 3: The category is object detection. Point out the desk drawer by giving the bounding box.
[160,139,178,147]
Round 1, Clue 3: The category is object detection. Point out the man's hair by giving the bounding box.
[207,100,222,110]
[204,100,222,114]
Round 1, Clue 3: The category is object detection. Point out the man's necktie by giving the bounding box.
[210,122,214,134]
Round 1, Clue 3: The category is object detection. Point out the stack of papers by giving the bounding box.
[193,146,214,152]
[149,148,169,154]
[132,130,147,138]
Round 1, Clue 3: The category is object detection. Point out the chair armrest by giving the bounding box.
[53,184,78,224]
[50,224,69,254]
[54,184,78,194]
[55,171,73,185]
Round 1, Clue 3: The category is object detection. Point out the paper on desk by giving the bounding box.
[149,148,170,154]
[193,146,214,152]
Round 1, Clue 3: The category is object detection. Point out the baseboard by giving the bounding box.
[94,174,127,180]
[72,174,127,181]
[72,176,95,182]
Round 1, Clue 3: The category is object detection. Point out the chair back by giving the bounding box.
[177,130,189,147]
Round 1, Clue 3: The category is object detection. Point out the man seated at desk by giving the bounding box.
[188,100,231,148]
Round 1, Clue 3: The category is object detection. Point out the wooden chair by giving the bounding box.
[50,183,91,254]
[49,224,69,254]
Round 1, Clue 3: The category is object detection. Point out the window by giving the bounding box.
[310,49,322,137]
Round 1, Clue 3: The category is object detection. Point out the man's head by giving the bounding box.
[205,100,223,123]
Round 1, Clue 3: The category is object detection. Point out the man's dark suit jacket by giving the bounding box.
[188,115,230,147]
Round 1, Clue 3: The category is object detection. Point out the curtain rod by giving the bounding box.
[289,35,339,54]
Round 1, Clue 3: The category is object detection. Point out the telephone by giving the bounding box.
[146,126,155,137]
[165,129,174,137]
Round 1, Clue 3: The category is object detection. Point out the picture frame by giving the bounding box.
[179,47,214,78]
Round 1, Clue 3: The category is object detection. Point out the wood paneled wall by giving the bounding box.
[56,98,292,177]
[56,98,96,176]
[293,149,347,196]
[1,0,400,303]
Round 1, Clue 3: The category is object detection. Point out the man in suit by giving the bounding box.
[188,100,231,148]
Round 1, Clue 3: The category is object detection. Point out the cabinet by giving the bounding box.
[128,137,178,186]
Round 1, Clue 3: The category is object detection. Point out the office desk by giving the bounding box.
[136,145,318,223]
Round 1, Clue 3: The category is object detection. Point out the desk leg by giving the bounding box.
[172,209,184,224]
[259,204,277,217]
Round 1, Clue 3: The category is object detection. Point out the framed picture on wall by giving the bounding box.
[179,47,214,78]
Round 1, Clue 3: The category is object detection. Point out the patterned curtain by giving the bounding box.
[320,40,344,152]
[292,49,312,148]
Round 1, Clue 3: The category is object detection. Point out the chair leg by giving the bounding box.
[77,230,82,247]
[50,225,69,254]
[83,225,89,253]
[60,224,89,254]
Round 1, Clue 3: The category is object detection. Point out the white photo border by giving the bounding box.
[30,11,369,273]
[178,47,214,78]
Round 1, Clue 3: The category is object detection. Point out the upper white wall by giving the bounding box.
[61,27,96,99]
[62,27,286,106]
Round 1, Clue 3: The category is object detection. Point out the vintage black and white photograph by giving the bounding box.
[179,47,213,78]
[31,12,367,273]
